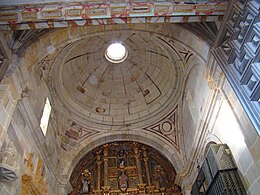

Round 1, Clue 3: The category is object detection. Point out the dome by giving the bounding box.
[52,31,183,130]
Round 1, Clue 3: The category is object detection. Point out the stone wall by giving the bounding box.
[203,54,260,195]
[0,23,259,195]
[181,53,260,194]
[0,49,60,194]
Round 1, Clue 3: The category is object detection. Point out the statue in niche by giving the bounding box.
[118,149,126,168]
[81,169,91,194]
[153,165,167,190]
[118,171,128,192]
[82,178,90,193]
[119,160,125,168]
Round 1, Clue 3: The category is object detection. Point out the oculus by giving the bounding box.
[105,43,128,63]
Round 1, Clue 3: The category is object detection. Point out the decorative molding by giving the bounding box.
[156,35,194,65]
[143,107,179,152]
[0,0,227,30]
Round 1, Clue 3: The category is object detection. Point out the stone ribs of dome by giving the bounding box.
[52,31,183,130]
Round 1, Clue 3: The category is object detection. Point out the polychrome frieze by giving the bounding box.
[0,0,228,30]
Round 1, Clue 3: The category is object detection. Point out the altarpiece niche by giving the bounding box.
[69,142,181,195]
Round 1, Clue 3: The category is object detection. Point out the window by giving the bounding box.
[40,97,51,136]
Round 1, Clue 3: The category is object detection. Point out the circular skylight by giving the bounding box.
[105,43,128,63]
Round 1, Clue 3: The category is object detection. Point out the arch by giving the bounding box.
[201,134,223,161]
[180,62,207,151]
[203,141,217,158]
[62,129,184,183]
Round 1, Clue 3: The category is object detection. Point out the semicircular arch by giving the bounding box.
[63,129,184,183]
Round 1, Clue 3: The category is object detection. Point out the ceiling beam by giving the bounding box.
[0,0,228,30]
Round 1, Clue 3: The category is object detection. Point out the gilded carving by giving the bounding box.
[70,142,180,194]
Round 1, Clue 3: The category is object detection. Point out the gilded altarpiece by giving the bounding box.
[70,142,181,195]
